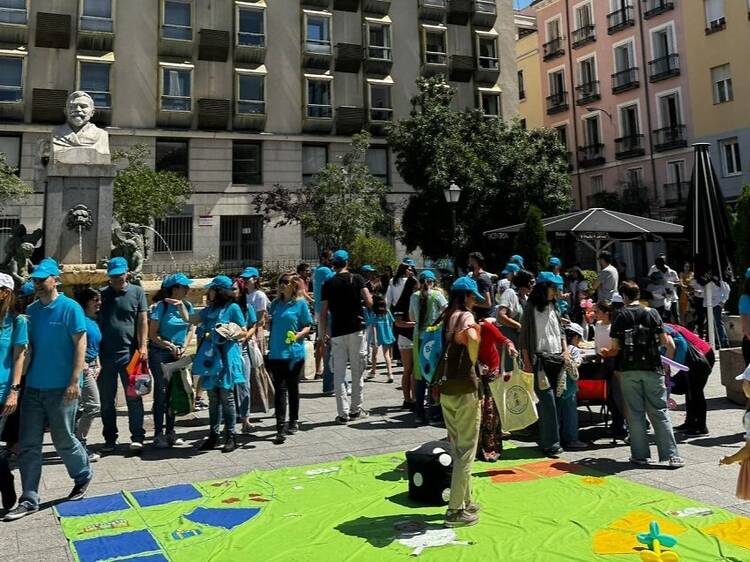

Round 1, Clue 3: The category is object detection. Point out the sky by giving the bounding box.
[513,0,534,8]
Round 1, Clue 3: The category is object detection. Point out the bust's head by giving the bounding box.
[65,91,95,130]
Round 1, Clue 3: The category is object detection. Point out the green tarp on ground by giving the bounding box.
[55,448,750,561]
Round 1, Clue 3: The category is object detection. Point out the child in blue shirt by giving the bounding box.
[365,294,395,383]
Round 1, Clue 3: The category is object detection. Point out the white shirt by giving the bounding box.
[649,265,680,287]
[534,306,562,354]
[597,265,619,302]
[385,278,407,309]
[594,322,611,354]
[689,279,704,298]
[246,289,269,314]
[702,280,730,308]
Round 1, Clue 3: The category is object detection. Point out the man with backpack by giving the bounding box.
[608,281,684,468]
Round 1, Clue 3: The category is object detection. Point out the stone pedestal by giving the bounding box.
[44,162,115,264]
[720,347,746,405]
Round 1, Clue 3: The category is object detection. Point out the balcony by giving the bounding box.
[648,53,679,82]
[571,24,595,48]
[333,0,359,11]
[475,56,500,84]
[0,4,27,45]
[303,103,334,133]
[663,181,690,206]
[607,6,634,34]
[77,13,114,51]
[615,134,645,159]
[364,44,392,75]
[473,0,497,28]
[575,80,600,105]
[705,17,726,35]
[542,36,564,61]
[578,143,605,168]
[368,105,392,136]
[653,124,687,152]
[447,0,472,25]
[334,43,363,73]
[546,91,568,115]
[233,98,266,132]
[421,51,448,77]
[449,55,474,82]
[335,106,365,135]
[363,0,390,15]
[418,0,447,22]
[302,39,333,70]
[643,0,674,19]
[612,67,639,94]
[235,27,266,64]
[198,29,230,62]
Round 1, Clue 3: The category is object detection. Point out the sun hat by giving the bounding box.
[205,275,233,290]
[450,276,485,302]
[501,263,520,276]
[107,256,128,277]
[30,257,61,279]
[565,323,584,338]
[239,266,260,279]
[163,272,193,289]
[0,273,13,291]
[419,270,436,282]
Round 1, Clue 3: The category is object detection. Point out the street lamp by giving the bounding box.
[443,181,462,278]
[585,106,613,121]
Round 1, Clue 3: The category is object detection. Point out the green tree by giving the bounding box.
[734,185,750,274]
[349,233,397,273]
[0,153,32,211]
[112,144,193,225]
[254,132,391,250]
[388,76,572,266]
[515,205,550,274]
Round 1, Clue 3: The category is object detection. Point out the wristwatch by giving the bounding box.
[10,383,21,392]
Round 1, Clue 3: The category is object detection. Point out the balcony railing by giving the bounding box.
[571,24,595,48]
[663,180,690,206]
[648,53,680,82]
[575,80,600,105]
[615,134,645,159]
[578,143,605,168]
[612,67,639,93]
[607,6,634,34]
[542,36,564,61]
[705,17,726,35]
[546,91,568,114]
[643,0,674,19]
[653,124,687,152]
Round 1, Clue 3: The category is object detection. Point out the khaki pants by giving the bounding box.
[440,391,481,511]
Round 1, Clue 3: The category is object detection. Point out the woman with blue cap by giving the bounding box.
[239,267,269,354]
[436,276,483,528]
[148,273,195,449]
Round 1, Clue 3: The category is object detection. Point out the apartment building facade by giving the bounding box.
[515,9,542,129]
[0,0,517,269]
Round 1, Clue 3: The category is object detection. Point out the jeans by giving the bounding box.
[533,362,579,451]
[0,415,10,497]
[98,354,145,444]
[321,341,334,394]
[331,331,367,417]
[208,387,236,437]
[18,387,92,508]
[235,344,252,419]
[618,370,679,462]
[148,345,176,437]
[712,305,729,349]
[440,392,481,511]
[76,365,101,445]
[268,359,303,429]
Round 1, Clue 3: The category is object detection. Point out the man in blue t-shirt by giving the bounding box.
[5,259,91,521]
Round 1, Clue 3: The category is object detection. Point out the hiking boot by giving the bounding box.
[444,509,478,528]
[153,434,169,449]
[221,436,237,454]
[198,433,219,451]
[3,502,38,521]
[349,408,370,420]
[68,476,93,501]
[167,432,184,447]
[285,421,300,435]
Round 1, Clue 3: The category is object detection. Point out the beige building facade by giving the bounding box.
[515,9,542,130]
[0,0,517,270]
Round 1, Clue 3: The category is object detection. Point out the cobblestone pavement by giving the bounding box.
[1,361,747,560]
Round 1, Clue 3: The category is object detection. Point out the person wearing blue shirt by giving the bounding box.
[148,273,196,450]
[192,275,247,453]
[0,273,28,514]
[74,288,103,463]
[5,259,91,522]
[236,286,257,434]
[267,272,312,444]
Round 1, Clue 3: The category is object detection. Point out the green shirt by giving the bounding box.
[99,283,148,359]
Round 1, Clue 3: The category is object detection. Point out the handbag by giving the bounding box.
[126,357,152,398]
[434,314,478,396]
[490,358,538,432]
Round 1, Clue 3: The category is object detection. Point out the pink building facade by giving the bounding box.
[533,0,693,215]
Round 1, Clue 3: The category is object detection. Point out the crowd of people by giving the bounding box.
[0,246,740,528]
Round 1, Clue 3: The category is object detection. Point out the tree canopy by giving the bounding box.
[515,205,551,274]
[388,76,572,267]
[0,153,32,211]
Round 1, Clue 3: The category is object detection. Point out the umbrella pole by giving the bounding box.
[706,282,717,350]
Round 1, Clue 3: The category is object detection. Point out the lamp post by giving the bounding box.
[443,181,462,278]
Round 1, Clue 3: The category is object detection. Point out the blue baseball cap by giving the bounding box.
[510,255,524,267]
[30,257,61,279]
[162,272,193,289]
[107,256,128,277]
[361,264,376,273]
[19,281,34,297]
[205,275,233,290]
[451,276,485,302]
[549,257,562,268]
[332,249,349,264]
[419,270,436,281]
[501,263,520,276]
[402,257,416,267]
[536,271,563,288]
[239,267,260,279]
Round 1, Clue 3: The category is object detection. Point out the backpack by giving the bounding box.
[619,306,663,373]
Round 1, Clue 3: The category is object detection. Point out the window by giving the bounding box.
[232,141,262,185]
[614,41,635,73]
[302,144,327,185]
[80,0,113,32]
[520,118,527,130]
[367,22,392,60]
[306,78,332,119]
[579,56,597,85]
[0,216,19,263]
[555,125,568,150]
[625,167,642,187]
[369,83,392,122]
[0,135,21,173]
[712,64,733,104]
[219,215,263,263]
[301,229,319,261]
[704,0,725,28]
[305,13,331,54]
[591,175,604,194]
[518,70,525,100]
[658,92,681,127]
[546,18,561,40]
[549,69,565,95]
[667,160,685,184]
[153,215,192,253]
[720,138,741,176]
[479,91,500,117]
[155,139,189,177]
[160,64,192,111]
[236,72,265,114]
[423,27,447,64]
[584,114,601,145]
[575,2,593,28]
[477,36,498,70]
[237,5,264,47]
[0,0,26,24]
[651,25,674,60]
[0,56,23,103]
[366,147,389,184]
[619,103,639,137]
[162,0,191,40]
[79,62,111,109]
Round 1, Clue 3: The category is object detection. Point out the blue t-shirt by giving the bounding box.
[27,294,87,390]
[313,265,334,316]
[740,294,750,316]
[664,325,688,367]
[0,313,28,404]
[245,305,257,328]
[365,310,396,347]
[150,300,195,347]
[84,317,102,363]
[268,298,313,360]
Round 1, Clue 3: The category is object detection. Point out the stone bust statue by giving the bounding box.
[51,90,110,165]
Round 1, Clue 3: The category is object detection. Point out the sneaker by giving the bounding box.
[222,436,237,453]
[444,509,478,528]
[241,422,254,435]
[194,399,208,411]
[3,502,38,521]
[67,476,92,501]
[129,442,144,453]
[198,433,219,451]
[285,421,300,435]
[544,447,564,459]
[465,502,481,515]
[167,432,184,447]
[629,457,651,466]
[335,415,349,425]
[563,440,589,451]
[365,372,376,381]
[668,456,685,469]
[87,449,101,463]
[349,408,369,420]
[100,441,117,454]
[387,376,394,383]
[273,431,286,445]
[153,435,169,449]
